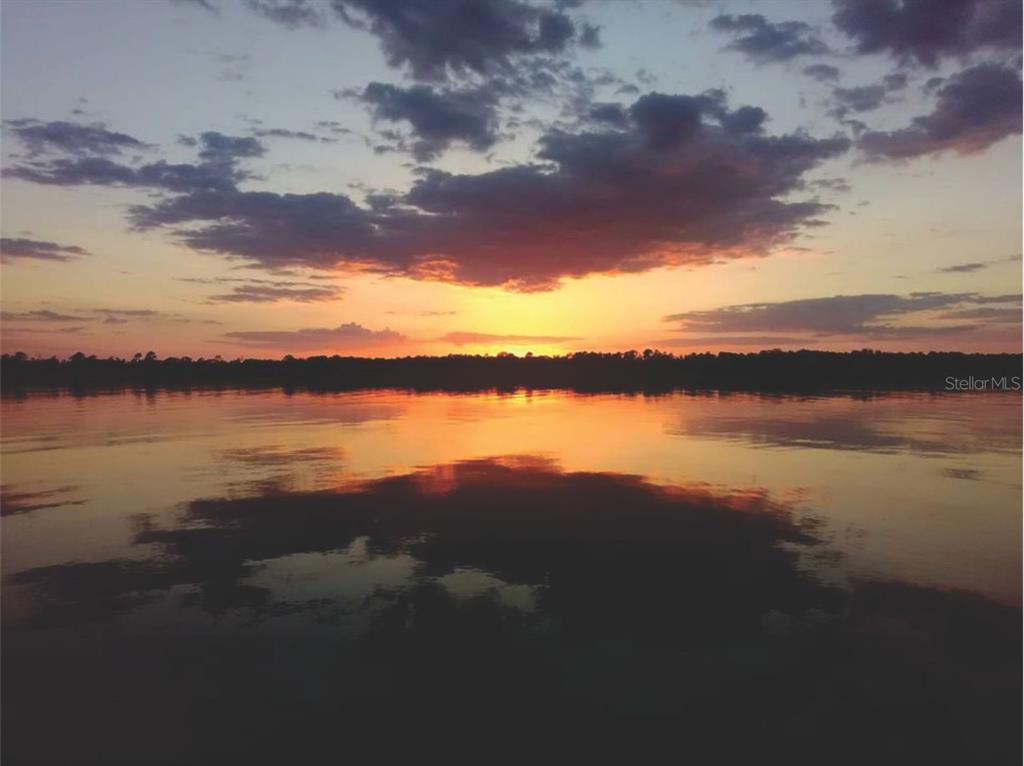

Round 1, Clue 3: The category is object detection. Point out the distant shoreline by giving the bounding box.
[3,350,1021,395]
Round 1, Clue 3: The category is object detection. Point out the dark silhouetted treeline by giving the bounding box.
[3,349,1021,394]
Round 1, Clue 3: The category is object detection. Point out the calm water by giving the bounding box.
[2,388,1021,764]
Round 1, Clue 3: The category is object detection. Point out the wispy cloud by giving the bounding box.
[1,309,91,322]
[936,254,1021,274]
[181,276,344,303]
[438,332,582,346]
[1,238,90,263]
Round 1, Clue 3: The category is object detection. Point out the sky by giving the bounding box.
[1,0,1021,359]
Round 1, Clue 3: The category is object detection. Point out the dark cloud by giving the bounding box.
[195,131,265,164]
[438,332,582,346]
[357,82,500,160]
[128,189,377,263]
[330,0,581,81]
[710,13,829,62]
[831,84,888,116]
[3,119,147,157]
[0,238,90,263]
[719,105,768,135]
[347,56,606,157]
[832,0,1022,67]
[223,322,405,350]
[858,63,1022,159]
[882,72,908,90]
[579,22,601,50]
[499,56,622,118]
[628,92,716,148]
[664,292,1019,337]
[4,157,139,188]
[244,0,324,28]
[4,129,263,193]
[830,71,910,119]
[0,310,91,322]
[624,91,767,149]
[585,102,628,128]
[7,92,849,291]
[121,89,848,290]
[803,63,841,82]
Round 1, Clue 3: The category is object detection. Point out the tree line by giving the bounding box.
[2,348,1021,394]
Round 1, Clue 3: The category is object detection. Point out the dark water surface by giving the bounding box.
[2,389,1021,764]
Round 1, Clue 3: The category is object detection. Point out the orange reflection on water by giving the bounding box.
[1,387,1020,603]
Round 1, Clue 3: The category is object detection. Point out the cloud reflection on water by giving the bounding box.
[3,456,1019,764]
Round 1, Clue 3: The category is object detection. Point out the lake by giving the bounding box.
[2,388,1020,764]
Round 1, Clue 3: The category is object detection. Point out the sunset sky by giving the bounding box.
[1,0,1021,358]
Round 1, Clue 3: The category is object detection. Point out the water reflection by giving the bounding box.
[0,484,84,517]
[4,456,1020,764]
[2,389,1020,764]
[678,392,1022,455]
[7,457,836,631]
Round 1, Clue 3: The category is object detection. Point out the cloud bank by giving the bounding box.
[224,322,404,350]
[664,292,1021,342]
[6,81,850,292]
